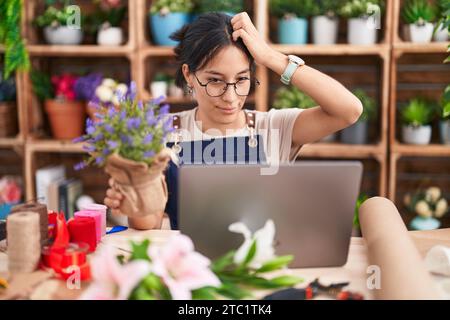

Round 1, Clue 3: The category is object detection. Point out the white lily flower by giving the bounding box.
[426,187,441,203]
[435,198,448,218]
[96,85,114,103]
[415,200,432,218]
[229,219,276,269]
[102,78,117,88]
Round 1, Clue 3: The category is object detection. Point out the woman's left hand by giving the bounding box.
[231,12,276,67]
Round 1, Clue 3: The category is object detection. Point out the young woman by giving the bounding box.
[104,12,363,230]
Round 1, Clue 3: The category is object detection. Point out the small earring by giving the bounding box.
[186,85,193,95]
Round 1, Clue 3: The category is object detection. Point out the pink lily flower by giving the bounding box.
[148,234,221,300]
[80,245,152,300]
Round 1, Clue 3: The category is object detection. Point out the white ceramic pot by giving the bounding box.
[150,81,168,98]
[312,16,339,45]
[440,120,450,145]
[409,22,434,43]
[402,125,432,145]
[348,18,377,45]
[97,27,124,46]
[434,22,449,42]
[169,83,184,98]
[44,26,83,45]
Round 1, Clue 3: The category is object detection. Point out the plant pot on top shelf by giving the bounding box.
[400,98,435,145]
[270,0,314,44]
[434,21,449,42]
[340,89,377,144]
[89,1,127,46]
[312,16,339,45]
[150,73,170,98]
[401,0,437,44]
[149,0,193,46]
[339,0,383,45]
[311,1,340,45]
[35,5,85,45]
[97,25,123,46]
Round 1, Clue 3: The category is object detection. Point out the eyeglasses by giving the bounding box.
[194,73,260,97]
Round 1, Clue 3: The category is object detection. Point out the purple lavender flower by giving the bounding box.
[120,134,132,145]
[137,101,143,110]
[82,144,96,152]
[128,81,137,101]
[104,124,114,134]
[160,104,170,115]
[107,140,118,149]
[102,148,111,155]
[152,95,166,105]
[74,161,87,171]
[146,109,157,126]
[95,157,105,166]
[93,133,104,142]
[88,100,101,111]
[143,150,155,158]
[120,110,126,120]
[163,116,175,133]
[143,133,153,144]
[127,117,141,130]
[108,107,117,118]
[72,136,85,143]
[94,113,105,120]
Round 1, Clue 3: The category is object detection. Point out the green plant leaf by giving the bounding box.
[129,239,151,261]
[211,250,235,272]
[192,286,218,300]
[242,239,257,266]
[255,255,293,273]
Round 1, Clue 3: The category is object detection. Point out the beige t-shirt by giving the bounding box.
[166,107,304,164]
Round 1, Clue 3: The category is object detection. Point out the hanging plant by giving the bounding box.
[0,0,30,80]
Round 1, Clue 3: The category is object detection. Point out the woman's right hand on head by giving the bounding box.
[104,178,123,215]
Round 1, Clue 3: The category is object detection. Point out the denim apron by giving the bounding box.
[164,111,267,229]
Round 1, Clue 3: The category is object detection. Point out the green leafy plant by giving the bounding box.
[85,0,127,34]
[353,193,368,230]
[196,0,244,14]
[339,0,384,19]
[401,0,437,25]
[404,186,448,219]
[311,0,344,17]
[0,0,30,80]
[150,0,194,15]
[353,89,377,122]
[400,97,436,127]
[440,85,450,119]
[273,86,316,109]
[269,0,316,19]
[153,72,171,82]
[30,70,54,101]
[34,1,85,28]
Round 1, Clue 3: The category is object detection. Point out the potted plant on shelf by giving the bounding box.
[339,0,383,45]
[34,1,84,45]
[401,0,437,43]
[89,0,127,46]
[434,0,450,42]
[149,0,194,46]
[0,74,18,138]
[311,0,342,45]
[404,186,448,230]
[273,86,336,142]
[195,0,244,17]
[340,89,377,145]
[150,73,170,98]
[269,0,315,45]
[439,85,450,144]
[400,97,435,145]
[31,71,86,139]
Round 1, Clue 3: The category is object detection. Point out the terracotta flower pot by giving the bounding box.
[45,99,86,139]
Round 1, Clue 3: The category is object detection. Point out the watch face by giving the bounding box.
[288,55,305,66]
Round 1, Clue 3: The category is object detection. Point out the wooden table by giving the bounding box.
[1,228,450,300]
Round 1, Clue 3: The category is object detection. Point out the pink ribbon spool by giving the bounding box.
[74,210,102,243]
[80,203,107,237]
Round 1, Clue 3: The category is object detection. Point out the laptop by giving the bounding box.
[178,161,363,268]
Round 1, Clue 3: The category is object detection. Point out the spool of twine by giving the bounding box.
[7,211,41,273]
[11,202,48,245]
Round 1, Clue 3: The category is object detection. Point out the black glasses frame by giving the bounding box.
[193,73,260,97]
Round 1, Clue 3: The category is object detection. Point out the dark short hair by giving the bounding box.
[170,12,256,90]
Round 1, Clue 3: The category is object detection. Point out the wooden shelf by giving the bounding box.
[300,143,384,159]
[393,42,450,55]
[0,137,24,148]
[27,45,134,57]
[140,46,175,57]
[26,139,86,153]
[271,44,390,57]
[392,143,450,157]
